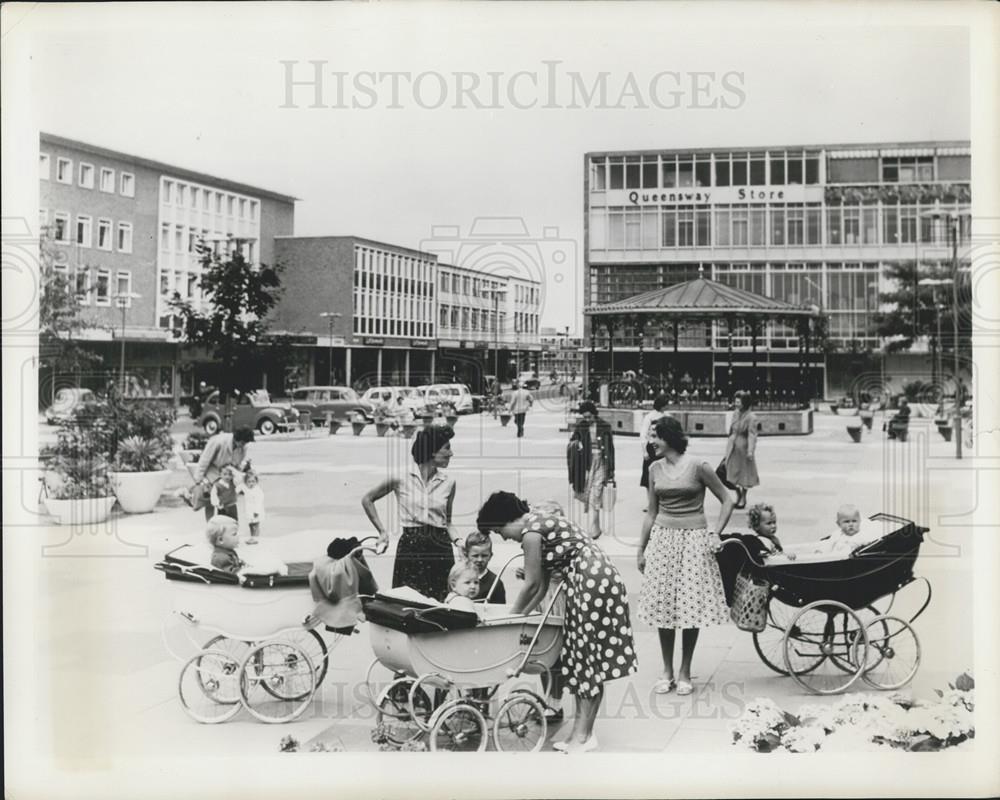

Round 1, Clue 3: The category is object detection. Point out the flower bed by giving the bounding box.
[730,673,974,753]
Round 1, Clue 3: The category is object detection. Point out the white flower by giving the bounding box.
[821,728,885,753]
[782,725,826,753]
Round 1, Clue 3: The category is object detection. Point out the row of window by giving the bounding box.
[439,305,503,333]
[357,272,433,296]
[353,247,438,340]
[159,224,256,263]
[41,153,135,196]
[353,290,434,339]
[590,151,823,190]
[52,263,132,307]
[590,202,971,251]
[43,210,132,253]
[161,178,259,222]
[590,152,954,191]
[437,270,532,304]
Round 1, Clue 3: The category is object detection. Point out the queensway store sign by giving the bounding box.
[594,185,823,207]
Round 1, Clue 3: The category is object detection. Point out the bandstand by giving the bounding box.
[583,268,825,436]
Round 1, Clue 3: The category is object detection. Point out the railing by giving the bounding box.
[595,380,810,411]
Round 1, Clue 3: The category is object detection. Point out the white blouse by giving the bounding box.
[393,464,455,529]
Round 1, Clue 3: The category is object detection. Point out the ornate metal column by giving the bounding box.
[804,316,812,407]
[726,314,735,397]
[750,317,760,401]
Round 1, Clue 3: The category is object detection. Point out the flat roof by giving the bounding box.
[275,234,437,260]
[41,132,299,203]
[585,140,971,159]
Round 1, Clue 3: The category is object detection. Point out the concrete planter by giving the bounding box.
[445,415,458,427]
[937,424,953,442]
[499,414,512,427]
[44,495,117,526]
[401,424,417,439]
[859,411,874,431]
[375,423,390,437]
[351,422,367,437]
[328,419,341,435]
[846,425,863,443]
[109,469,172,514]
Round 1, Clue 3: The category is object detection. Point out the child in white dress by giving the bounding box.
[238,470,265,543]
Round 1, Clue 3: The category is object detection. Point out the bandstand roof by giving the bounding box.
[585,274,821,319]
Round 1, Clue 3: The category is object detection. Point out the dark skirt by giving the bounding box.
[392,525,455,602]
[639,444,659,488]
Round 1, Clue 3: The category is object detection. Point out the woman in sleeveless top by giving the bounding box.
[477,492,637,754]
[636,416,734,696]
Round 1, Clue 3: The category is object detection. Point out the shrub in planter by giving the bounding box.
[184,431,210,454]
[351,411,368,436]
[109,435,173,513]
[40,416,116,525]
[373,405,392,437]
[846,423,863,443]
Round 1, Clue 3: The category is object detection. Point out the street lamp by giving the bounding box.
[918,277,953,391]
[319,312,342,384]
[485,288,507,392]
[922,207,968,459]
[114,291,141,395]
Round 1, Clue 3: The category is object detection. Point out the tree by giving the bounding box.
[38,230,103,405]
[874,260,972,381]
[169,240,286,431]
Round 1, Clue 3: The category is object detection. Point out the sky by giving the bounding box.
[9,3,972,334]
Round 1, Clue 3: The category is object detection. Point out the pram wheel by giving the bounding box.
[200,636,251,698]
[178,649,243,724]
[854,615,921,690]
[375,677,433,746]
[493,691,547,752]
[239,641,317,723]
[753,598,816,675]
[783,601,870,695]
[428,700,488,752]
[279,629,330,689]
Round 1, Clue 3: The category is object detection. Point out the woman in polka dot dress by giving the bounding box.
[477,491,637,754]
[637,416,735,697]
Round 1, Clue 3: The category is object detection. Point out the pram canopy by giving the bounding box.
[156,544,312,589]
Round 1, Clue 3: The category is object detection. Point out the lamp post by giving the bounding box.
[486,288,506,395]
[319,312,342,384]
[922,207,967,459]
[114,291,141,395]
[918,278,953,392]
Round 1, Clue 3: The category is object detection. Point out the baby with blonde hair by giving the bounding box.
[444,562,480,613]
[206,515,244,573]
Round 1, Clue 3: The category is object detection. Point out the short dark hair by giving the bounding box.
[476,491,530,534]
[576,400,597,415]
[463,531,493,553]
[411,425,455,465]
[653,416,688,454]
[653,393,668,411]
[233,426,255,444]
[733,390,753,410]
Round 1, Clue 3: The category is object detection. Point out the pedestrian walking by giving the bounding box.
[508,380,534,438]
[361,426,461,602]
[723,390,760,509]
[193,426,254,521]
[477,491,637,753]
[566,400,615,539]
[637,416,734,697]
[639,394,670,502]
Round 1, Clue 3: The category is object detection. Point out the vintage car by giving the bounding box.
[44,387,106,424]
[289,385,375,424]
[199,390,299,435]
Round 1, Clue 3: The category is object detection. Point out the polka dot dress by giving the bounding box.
[523,511,638,698]
[637,525,730,629]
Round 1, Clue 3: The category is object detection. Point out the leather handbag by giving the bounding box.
[602,479,617,511]
[729,569,769,632]
[716,460,737,490]
[191,480,212,512]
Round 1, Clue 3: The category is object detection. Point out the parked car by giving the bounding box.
[44,387,105,424]
[517,371,541,390]
[424,384,476,414]
[289,385,375,425]
[199,390,299,435]
[361,386,425,414]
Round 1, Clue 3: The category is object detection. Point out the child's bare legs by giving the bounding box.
[248,521,260,544]
[566,687,602,744]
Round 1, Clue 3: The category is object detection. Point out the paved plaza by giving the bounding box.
[25,400,977,758]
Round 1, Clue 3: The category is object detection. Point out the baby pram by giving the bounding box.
[361,555,564,752]
[721,513,931,695]
[155,537,378,724]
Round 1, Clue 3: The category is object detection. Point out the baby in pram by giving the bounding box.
[205,514,288,577]
[754,504,886,563]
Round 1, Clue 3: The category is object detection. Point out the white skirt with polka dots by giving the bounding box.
[637,525,730,629]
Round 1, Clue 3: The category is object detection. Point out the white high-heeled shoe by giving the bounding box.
[554,735,598,753]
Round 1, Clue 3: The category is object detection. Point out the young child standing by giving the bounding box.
[207,515,244,574]
[747,503,788,557]
[239,469,265,543]
[463,531,507,604]
[210,466,240,521]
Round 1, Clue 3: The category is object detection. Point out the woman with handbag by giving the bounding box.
[566,401,615,540]
[723,391,759,509]
[637,416,734,696]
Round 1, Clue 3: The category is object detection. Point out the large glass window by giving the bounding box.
[806,205,822,244]
[662,155,676,188]
[899,205,918,244]
[695,208,711,245]
[676,157,694,187]
[883,207,899,245]
[770,207,785,246]
[731,208,748,246]
[609,157,624,189]
[749,152,766,185]
[694,156,711,188]
[589,209,607,249]
[769,152,785,185]
[787,205,805,245]
[715,208,731,246]
[787,153,803,184]
[662,209,677,247]
[641,209,659,248]
[642,158,658,188]
[827,207,843,245]
[677,208,695,247]
[732,153,748,185]
[805,153,820,184]
[750,206,766,246]
[714,156,730,187]
[624,211,641,248]
[608,210,625,248]
[862,206,879,244]
[625,158,641,189]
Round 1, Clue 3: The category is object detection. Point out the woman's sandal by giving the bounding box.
[675,680,694,696]
[543,705,564,723]
[653,677,676,694]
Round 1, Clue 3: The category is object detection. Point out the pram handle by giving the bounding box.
[717,538,769,569]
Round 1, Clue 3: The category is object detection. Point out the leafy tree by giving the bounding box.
[38,231,103,405]
[168,240,286,431]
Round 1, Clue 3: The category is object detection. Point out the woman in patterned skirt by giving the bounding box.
[362,426,462,602]
[477,491,637,753]
[637,416,734,696]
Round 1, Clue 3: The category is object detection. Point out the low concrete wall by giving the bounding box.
[595,408,813,436]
